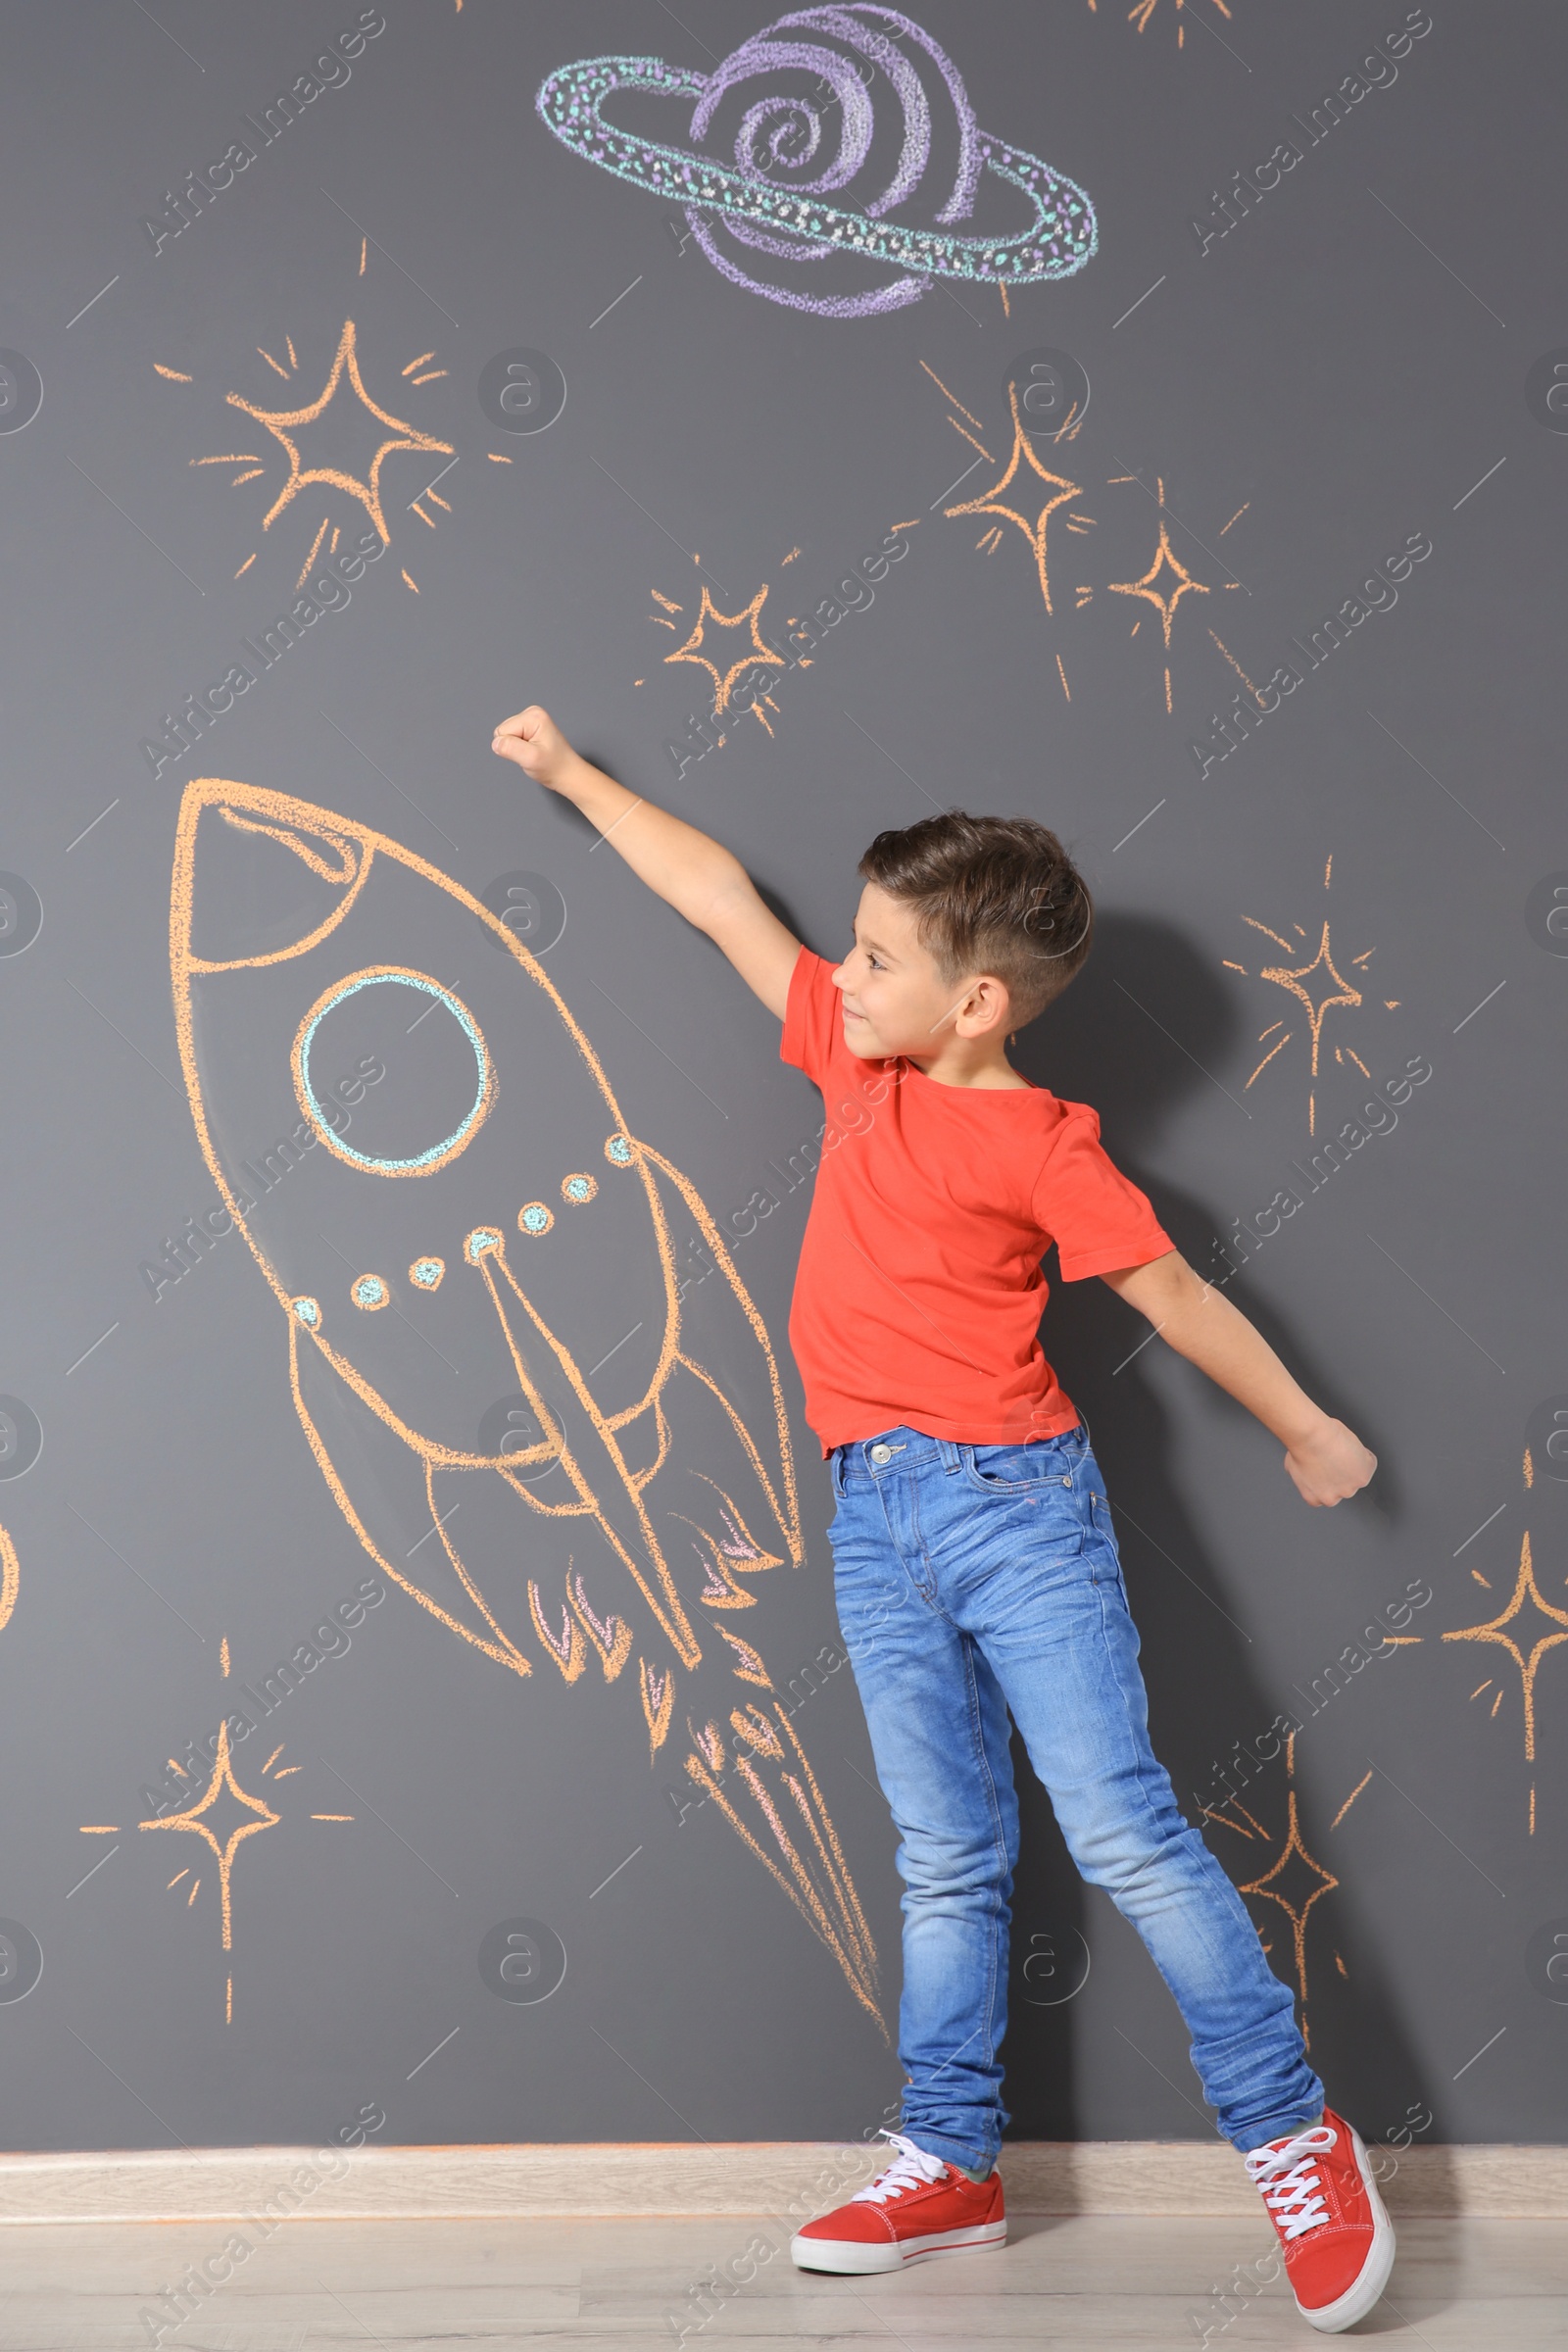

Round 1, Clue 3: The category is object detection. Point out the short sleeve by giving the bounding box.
[780,947,840,1088]
[1032,1102,1175,1280]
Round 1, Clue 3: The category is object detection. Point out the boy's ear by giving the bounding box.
[956,972,1012,1039]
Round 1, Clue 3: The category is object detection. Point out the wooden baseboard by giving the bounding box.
[0,2139,1560,2224]
[1001,2141,1564,2216]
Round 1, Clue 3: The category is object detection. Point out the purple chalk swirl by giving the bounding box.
[684,6,980,308]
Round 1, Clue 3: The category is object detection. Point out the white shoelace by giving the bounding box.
[1245,2124,1339,2241]
[850,2131,951,2206]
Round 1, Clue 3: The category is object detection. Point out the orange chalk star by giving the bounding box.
[1106,519,1209,650]
[1443,1530,1568,1762]
[664,584,785,712]
[1258,925,1362,1077]
[139,1718,279,1952]
[1240,1790,1340,2008]
[1237,1739,1341,2027]
[945,381,1083,614]
[223,318,453,549]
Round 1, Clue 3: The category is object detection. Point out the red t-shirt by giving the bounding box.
[780,948,1174,1453]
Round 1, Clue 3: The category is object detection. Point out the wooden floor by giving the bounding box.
[0,2213,1563,2348]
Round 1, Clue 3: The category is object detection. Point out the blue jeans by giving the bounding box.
[827,1423,1323,2165]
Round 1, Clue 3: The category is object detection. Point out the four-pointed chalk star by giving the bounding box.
[1257,925,1364,1077]
[1230,860,1393,1137]
[1443,1529,1568,1765]
[224,318,454,548]
[1239,1786,1341,2012]
[1106,512,1210,710]
[138,1718,280,1953]
[1203,1731,1370,2041]
[946,383,1086,616]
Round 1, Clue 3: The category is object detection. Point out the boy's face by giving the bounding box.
[832,883,1007,1060]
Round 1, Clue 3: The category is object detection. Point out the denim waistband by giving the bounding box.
[832,1420,1090,1489]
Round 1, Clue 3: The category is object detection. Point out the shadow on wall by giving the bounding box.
[1002,913,1438,2154]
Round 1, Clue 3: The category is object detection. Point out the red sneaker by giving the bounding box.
[790,2132,1005,2275]
[1245,2109,1395,2332]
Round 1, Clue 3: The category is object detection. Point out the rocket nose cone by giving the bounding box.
[174,779,370,972]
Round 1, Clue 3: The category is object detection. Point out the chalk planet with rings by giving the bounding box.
[535,5,1097,319]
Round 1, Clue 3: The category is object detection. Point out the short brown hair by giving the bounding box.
[858,809,1093,1027]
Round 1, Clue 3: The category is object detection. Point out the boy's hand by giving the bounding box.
[1102,1257,1380,1511]
[491,705,577,793]
[1283,1415,1377,1507]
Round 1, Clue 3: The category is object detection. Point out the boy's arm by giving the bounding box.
[1099,1250,1377,1507]
[491,705,802,1018]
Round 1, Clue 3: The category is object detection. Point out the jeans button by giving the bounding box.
[869,1443,893,1465]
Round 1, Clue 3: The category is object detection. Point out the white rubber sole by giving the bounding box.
[1296,2129,1396,2333]
[790,2218,1007,2275]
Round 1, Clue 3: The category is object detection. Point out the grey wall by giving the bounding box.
[0,0,1563,2158]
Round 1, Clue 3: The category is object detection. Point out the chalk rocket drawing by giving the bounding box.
[170,779,879,2024]
[536,6,1097,318]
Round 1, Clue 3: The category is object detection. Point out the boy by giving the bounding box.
[490,705,1392,2335]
